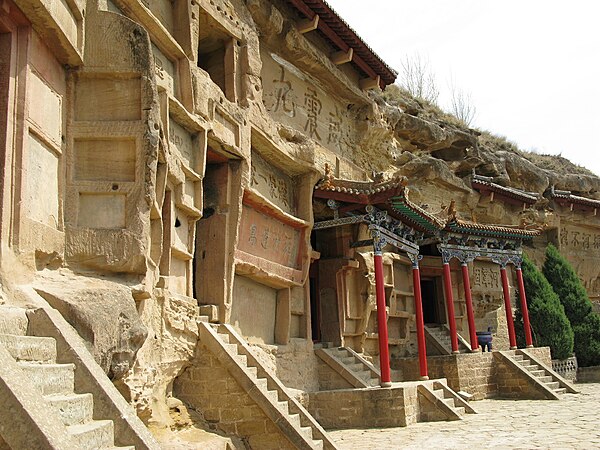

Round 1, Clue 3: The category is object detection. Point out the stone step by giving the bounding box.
[45,393,94,426]
[454,406,465,416]
[554,388,567,395]
[524,364,541,371]
[348,363,364,372]
[277,400,289,415]
[512,355,524,361]
[288,413,301,428]
[367,378,380,387]
[433,389,447,398]
[340,356,356,365]
[545,381,560,390]
[312,439,324,450]
[217,333,230,343]
[246,366,258,377]
[222,343,238,354]
[356,370,372,381]
[442,398,455,408]
[19,362,75,395]
[299,425,315,441]
[538,375,553,383]
[530,369,546,377]
[255,378,268,390]
[0,334,57,362]
[67,420,114,450]
[234,354,248,365]
[264,389,279,403]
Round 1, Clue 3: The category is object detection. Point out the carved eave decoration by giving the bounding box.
[548,186,600,215]
[314,167,408,205]
[285,0,397,89]
[471,173,539,206]
[440,200,541,245]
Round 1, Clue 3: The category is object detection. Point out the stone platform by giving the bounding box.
[329,382,600,449]
[306,379,471,429]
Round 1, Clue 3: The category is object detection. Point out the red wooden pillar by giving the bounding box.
[412,258,428,380]
[500,266,517,349]
[461,262,479,351]
[442,262,460,353]
[516,266,534,348]
[374,251,392,387]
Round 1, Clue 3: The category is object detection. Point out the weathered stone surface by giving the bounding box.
[33,274,147,380]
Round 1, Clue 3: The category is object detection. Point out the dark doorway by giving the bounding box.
[421,279,439,324]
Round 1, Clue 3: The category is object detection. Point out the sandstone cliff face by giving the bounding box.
[1,0,599,440]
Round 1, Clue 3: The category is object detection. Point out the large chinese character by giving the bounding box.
[304,87,322,140]
[267,65,296,117]
[594,235,600,250]
[571,231,580,248]
[261,227,270,249]
[560,228,569,247]
[582,233,591,250]
[328,106,342,145]
[248,224,258,246]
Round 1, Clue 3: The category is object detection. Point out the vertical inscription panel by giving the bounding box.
[153,44,177,97]
[250,151,295,215]
[169,118,194,168]
[25,134,60,228]
[238,204,302,269]
[28,70,62,145]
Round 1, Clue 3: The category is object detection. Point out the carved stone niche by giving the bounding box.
[197,0,242,103]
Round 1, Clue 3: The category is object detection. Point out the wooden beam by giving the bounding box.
[297,14,319,33]
[331,48,353,65]
[359,75,380,91]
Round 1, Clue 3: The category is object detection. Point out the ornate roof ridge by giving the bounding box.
[548,186,600,208]
[314,165,408,195]
[472,173,539,203]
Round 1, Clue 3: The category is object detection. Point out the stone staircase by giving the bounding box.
[498,349,579,400]
[0,306,159,449]
[417,380,477,421]
[314,345,380,388]
[1,328,133,448]
[198,322,338,450]
[425,325,472,355]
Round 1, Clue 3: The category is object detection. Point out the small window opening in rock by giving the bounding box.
[112,184,119,191]
[198,12,234,99]
[175,217,181,228]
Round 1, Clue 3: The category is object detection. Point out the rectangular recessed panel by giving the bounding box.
[26,133,60,228]
[28,70,62,144]
[153,44,177,96]
[231,276,276,344]
[169,118,194,167]
[75,78,141,121]
[74,139,135,181]
[78,194,126,229]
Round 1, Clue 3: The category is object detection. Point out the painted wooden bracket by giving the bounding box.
[359,75,381,91]
[297,14,319,33]
[331,48,353,65]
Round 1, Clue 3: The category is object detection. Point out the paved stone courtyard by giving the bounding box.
[329,382,600,449]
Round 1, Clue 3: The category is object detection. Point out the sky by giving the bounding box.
[326,0,600,177]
